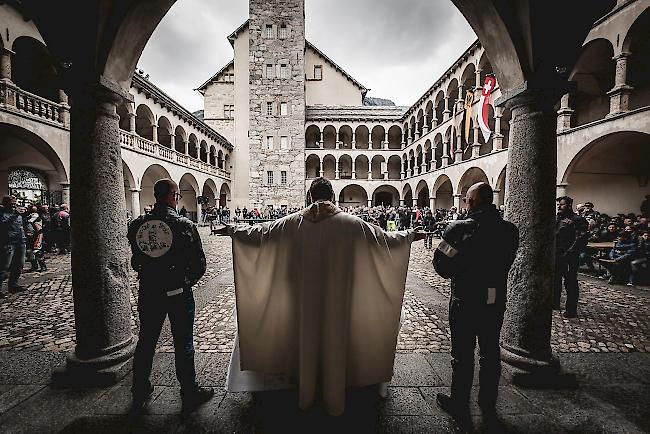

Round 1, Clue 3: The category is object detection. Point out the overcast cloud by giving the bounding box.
[138,0,476,112]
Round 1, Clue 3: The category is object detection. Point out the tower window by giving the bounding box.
[280,64,288,79]
[281,171,287,185]
[266,136,274,150]
[266,102,274,116]
[224,104,234,119]
[280,102,288,116]
[314,65,322,80]
[279,25,288,39]
[265,24,274,39]
[267,171,274,185]
[281,136,288,149]
[266,64,273,79]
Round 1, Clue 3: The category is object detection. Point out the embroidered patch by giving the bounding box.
[135,220,173,258]
[437,240,459,258]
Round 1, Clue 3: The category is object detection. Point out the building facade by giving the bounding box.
[197,0,649,215]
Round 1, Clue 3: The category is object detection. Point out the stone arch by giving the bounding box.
[338,154,353,179]
[409,116,417,141]
[305,154,320,179]
[135,104,155,141]
[178,173,199,220]
[478,51,495,88]
[202,178,218,207]
[371,125,385,150]
[339,125,353,149]
[415,179,430,208]
[0,123,69,201]
[339,184,369,208]
[495,165,507,207]
[373,185,400,207]
[305,124,321,148]
[416,109,425,136]
[623,8,650,110]
[157,116,173,148]
[219,183,231,207]
[434,90,446,123]
[355,154,370,180]
[371,155,386,180]
[11,36,58,102]
[188,133,198,159]
[425,100,434,131]
[457,167,490,197]
[561,131,650,215]
[402,183,413,207]
[355,125,370,149]
[322,154,336,180]
[139,164,172,213]
[460,62,476,93]
[446,78,459,117]
[424,139,433,171]
[322,125,336,149]
[387,155,401,180]
[415,144,424,174]
[408,149,416,177]
[199,140,208,163]
[569,38,615,126]
[388,125,402,150]
[117,103,132,132]
[433,174,453,210]
[209,145,217,166]
[174,125,187,153]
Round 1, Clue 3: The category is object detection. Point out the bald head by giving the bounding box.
[154,179,180,208]
[465,182,493,212]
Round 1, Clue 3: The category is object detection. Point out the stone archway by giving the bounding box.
[338,184,368,208]
[373,185,400,207]
[140,164,172,214]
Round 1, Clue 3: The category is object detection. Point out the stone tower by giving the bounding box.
[248,0,306,208]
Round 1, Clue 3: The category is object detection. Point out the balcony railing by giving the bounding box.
[119,130,231,180]
[0,81,68,128]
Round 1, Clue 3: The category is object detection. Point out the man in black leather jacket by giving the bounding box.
[554,196,588,318]
[127,179,213,416]
[433,182,519,427]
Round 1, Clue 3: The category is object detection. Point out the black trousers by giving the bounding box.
[132,288,198,397]
[554,253,579,314]
[449,299,505,409]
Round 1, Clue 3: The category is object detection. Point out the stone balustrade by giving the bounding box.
[0,81,68,128]
[119,130,231,180]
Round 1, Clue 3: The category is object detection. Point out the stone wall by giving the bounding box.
[248,0,306,207]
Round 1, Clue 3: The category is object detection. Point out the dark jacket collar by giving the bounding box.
[467,204,500,221]
[152,203,179,217]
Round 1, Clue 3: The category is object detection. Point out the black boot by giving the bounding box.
[181,387,215,417]
[37,259,47,271]
[436,393,472,432]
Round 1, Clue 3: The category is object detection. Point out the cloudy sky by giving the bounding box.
[138,0,477,112]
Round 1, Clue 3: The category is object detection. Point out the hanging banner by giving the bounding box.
[478,75,496,143]
[463,90,475,145]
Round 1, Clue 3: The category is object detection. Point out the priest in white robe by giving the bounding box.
[216,177,425,416]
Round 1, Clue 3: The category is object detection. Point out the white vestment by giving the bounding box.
[225,201,414,416]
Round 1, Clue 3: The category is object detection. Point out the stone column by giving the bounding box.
[367,169,372,181]
[0,48,14,83]
[128,113,136,133]
[443,97,451,121]
[60,183,70,205]
[335,157,339,179]
[335,131,340,150]
[351,132,356,149]
[556,93,573,132]
[441,140,451,167]
[170,134,175,150]
[402,131,407,148]
[130,189,141,217]
[492,189,500,207]
[455,129,464,161]
[493,106,504,150]
[151,124,158,143]
[58,90,70,128]
[414,127,421,141]
[475,68,483,90]
[53,77,136,386]
[407,127,413,146]
[423,115,430,135]
[607,52,633,116]
[367,199,372,207]
[500,86,563,385]
[430,197,436,211]
[453,194,462,210]
[556,183,568,198]
[352,161,356,180]
[384,132,389,149]
[457,85,465,112]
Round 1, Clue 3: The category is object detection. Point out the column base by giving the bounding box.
[51,335,137,388]
[500,344,576,389]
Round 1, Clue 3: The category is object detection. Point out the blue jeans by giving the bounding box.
[132,288,198,396]
[0,243,26,291]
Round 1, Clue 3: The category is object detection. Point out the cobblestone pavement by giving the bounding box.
[1,228,649,355]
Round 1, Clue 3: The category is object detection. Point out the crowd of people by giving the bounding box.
[0,196,71,298]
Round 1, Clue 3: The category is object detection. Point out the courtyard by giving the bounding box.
[0,229,648,433]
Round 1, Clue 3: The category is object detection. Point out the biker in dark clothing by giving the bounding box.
[433,182,519,429]
[554,196,589,318]
[422,210,436,250]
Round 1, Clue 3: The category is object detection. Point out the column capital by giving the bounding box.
[612,51,631,61]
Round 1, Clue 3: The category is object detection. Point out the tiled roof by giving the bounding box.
[195,59,234,93]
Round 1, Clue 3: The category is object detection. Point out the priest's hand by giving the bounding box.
[412,227,427,241]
